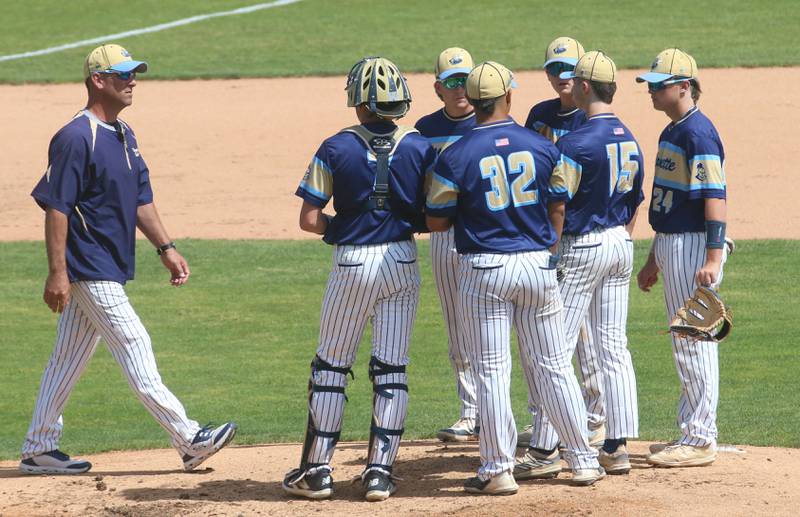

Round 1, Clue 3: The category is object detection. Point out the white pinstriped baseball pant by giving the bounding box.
[21,281,201,459]
[654,231,727,447]
[530,225,639,449]
[305,240,419,470]
[430,228,478,421]
[458,250,599,480]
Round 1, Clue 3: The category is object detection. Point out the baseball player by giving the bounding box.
[519,37,606,451]
[414,47,479,442]
[282,56,436,502]
[20,44,237,475]
[636,49,728,468]
[426,61,604,494]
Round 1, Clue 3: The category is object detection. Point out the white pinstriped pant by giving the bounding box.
[430,228,478,421]
[654,232,726,447]
[21,281,201,459]
[307,240,419,469]
[458,250,598,479]
[531,225,639,449]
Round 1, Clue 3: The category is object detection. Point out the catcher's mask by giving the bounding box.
[346,56,411,119]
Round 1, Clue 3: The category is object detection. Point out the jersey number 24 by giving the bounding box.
[480,151,538,211]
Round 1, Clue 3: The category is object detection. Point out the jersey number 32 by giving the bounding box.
[480,151,538,211]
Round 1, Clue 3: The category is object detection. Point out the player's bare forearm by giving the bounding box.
[625,207,639,237]
[696,198,726,286]
[299,201,330,235]
[137,202,190,286]
[425,215,452,232]
[44,208,70,312]
[547,201,565,254]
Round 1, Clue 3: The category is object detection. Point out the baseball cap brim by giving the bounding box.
[437,67,471,80]
[543,57,579,68]
[635,71,674,83]
[109,60,148,74]
[559,71,578,80]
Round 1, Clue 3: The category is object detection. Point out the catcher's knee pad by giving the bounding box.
[367,356,408,471]
[298,355,354,470]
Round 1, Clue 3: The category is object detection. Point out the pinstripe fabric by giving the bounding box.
[430,227,477,420]
[654,232,726,447]
[22,281,201,459]
[459,250,599,479]
[531,226,639,447]
[305,240,419,468]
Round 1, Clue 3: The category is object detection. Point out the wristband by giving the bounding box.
[156,242,176,255]
[705,220,725,249]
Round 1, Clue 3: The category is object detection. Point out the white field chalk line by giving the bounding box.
[0,0,302,63]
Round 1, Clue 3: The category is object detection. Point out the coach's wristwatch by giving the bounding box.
[156,241,177,255]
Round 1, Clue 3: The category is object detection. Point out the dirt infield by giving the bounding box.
[1,440,797,516]
[1,68,799,242]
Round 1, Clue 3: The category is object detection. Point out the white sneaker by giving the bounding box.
[437,417,479,442]
[516,424,533,448]
[649,440,680,454]
[19,450,92,475]
[464,471,518,495]
[513,448,562,479]
[182,422,238,471]
[572,467,606,486]
[647,444,717,468]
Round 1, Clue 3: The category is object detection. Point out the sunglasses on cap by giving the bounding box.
[440,76,467,89]
[647,77,689,93]
[96,70,136,81]
[545,62,575,77]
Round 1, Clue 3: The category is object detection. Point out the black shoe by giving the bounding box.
[363,470,396,502]
[282,467,333,500]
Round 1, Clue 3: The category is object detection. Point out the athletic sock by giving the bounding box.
[532,446,558,457]
[602,438,627,454]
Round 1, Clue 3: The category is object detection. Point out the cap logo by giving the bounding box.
[121,49,130,57]
[449,55,463,65]
[554,45,567,54]
[652,57,662,70]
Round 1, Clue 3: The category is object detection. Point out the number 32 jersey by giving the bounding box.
[648,107,726,233]
[555,113,645,236]
[426,118,569,254]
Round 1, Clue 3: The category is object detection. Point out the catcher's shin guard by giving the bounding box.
[297,355,354,472]
[366,356,408,473]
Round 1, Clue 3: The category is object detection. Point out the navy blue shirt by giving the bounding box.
[555,114,645,236]
[414,108,476,153]
[426,119,569,254]
[648,107,726,233]
[524,98,587,143]
[296,122,436,245]
[31,110,153,284]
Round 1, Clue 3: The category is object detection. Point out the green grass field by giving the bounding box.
[2,0,800,83]
[0,239,797,460]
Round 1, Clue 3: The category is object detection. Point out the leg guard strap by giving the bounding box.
[368,357,406,380]
[312,355,354,379]
[373,382,408,399]
[371,423,404,453]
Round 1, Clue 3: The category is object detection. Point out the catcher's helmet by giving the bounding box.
[345,56,411,119]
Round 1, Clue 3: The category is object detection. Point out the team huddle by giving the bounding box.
[22,40,730,502]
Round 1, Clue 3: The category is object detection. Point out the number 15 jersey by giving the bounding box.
[426,118,569,254]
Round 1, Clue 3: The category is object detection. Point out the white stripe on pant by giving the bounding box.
[305,240,419,469]
[458,250,598,479]
[22,280,200,459]
[531,225,639,449]
[654,231,726,447]
[430,227,478,421]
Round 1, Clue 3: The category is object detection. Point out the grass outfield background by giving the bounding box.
[0,239,797,460]
[2,0,800,83]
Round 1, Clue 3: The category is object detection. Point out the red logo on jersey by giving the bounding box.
[495,138,509,147]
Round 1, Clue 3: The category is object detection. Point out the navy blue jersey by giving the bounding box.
[555,114,645,236]
[426,118,569,254]
[648,107,726,233]
[415,108,476,153]
[296,122,436,245]
[31,110,153,284]
[524,98,587,143]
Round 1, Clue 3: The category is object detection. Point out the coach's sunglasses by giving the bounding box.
[647,77,688,93]
[96,70,136,81]
[545,62,575,77]
[440,76,467,89]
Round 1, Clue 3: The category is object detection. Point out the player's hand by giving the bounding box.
[695,259,721,287]
[43,271,71,313]
[637,258,660,292]
[160,249,191,286]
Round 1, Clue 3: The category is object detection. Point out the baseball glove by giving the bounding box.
[669,286,733,342]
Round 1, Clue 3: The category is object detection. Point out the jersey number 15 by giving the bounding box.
[606,141,639,196]
[480,151,538,211]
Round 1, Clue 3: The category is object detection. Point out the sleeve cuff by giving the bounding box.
[31,193,72,215]
[295,187,328,208]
